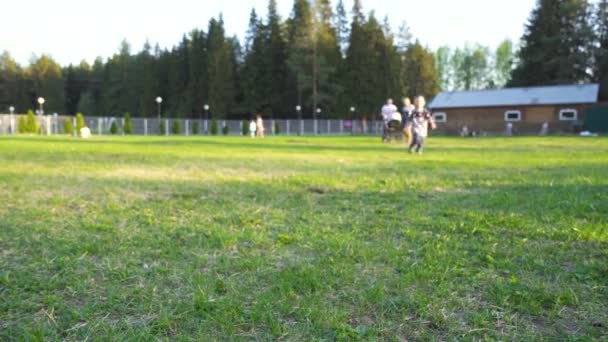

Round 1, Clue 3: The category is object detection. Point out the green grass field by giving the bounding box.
[1,136,607,340]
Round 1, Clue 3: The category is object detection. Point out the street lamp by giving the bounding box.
[9,106,15,134]
[204,104,210,121]
[37,97,45,115]
[316,108,322,117]
[155,97,162,120]
[296,105,302,120]
[52,113,58,135]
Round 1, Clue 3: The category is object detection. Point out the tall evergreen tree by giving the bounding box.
[266,0,290,117]
[287,0,314,116]
[242,9,271,114]
[343,0,373,115]
[207,16,236,118]
[167,36,190,116]
[335,0,349,55]
[187,30,208,119]
[403,41,440,98]
[511,0,594,86]
[595,0,608,100]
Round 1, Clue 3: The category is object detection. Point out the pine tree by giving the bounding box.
[135,41,158,117]
[26,110,38,133]
[314,0,343,117]
[187,30,208,119]
[167,36,190,116]
[18,116,27,133]
[172,120,181,135]
[242,9,271,114]
[287,0,314,115]
[335,0,349,55]
[64,117,74,135]
[596,0,608,100]
[343,0,373,114]
[404,41,440,98]
[124,112,133,134]
[207,16,236,119]
[266,0,290,117]
[75,113,85,134]
[511,0,595,86]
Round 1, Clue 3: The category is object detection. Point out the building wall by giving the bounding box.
[431,104,588,135]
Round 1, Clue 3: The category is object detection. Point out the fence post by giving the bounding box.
[185,120,189,136]
[143,119,147,136]
[121,118,125,136]
[72,117,77,137]
[271,120,275,136]
[327,120,330,135]
[204,120,208,134]
[300,120,304,136]
[286,120,290,136]
[340,120,343,135]
[165,119,169,136]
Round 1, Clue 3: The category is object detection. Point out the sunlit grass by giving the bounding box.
[1,135,607,340]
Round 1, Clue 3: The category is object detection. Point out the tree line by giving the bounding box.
[0,0,607,119]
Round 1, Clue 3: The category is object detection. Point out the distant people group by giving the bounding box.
[249,114,265,138]
[381,96,436,154]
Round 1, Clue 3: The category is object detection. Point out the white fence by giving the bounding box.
[0,114,387,137]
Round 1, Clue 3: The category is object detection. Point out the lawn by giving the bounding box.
[1,135,607,340]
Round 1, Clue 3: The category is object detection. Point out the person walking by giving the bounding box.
[381,98,398,142]
[402,97,415,145]
[255,114,265,138]
[408,96,436,155]
[249,119,257,138]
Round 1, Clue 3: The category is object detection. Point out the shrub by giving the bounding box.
[274,121,281,135]
[110,121,118,135]
[192,122,199,135]
[222,124,229,136]
[26,110,38,134]
[76,113,85,133]
[18,116,27,133]
[160,121,166,135]
[124,112,133,135]
[242,120,248,136]
[64,118,74,135]
[210,119,218,135]
[172,121,181,135]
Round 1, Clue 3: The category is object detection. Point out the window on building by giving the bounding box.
[559,109,578,121]
[433,112,447,123]
[504,110,522,122]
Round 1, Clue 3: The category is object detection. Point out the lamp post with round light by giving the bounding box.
[204,104,210,121]
[155,97,162,121]
[350,106,356,135]
[203,104,210,134]
[37,97,45,115]
[296,105,302,121]
[9,106,15,134]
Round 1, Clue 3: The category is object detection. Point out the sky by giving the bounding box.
[1,0,537,66]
